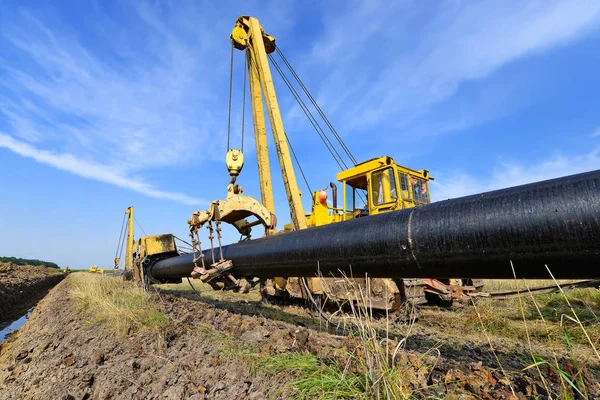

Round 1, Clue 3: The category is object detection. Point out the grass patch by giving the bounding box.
[482,279,579,292]
[423,281,600,350]
[195,321,416,399]
[266,353,371,400]
[69,273,169,336]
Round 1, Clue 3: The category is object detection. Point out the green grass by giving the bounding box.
[471,277,599,398]
[482,279,579,292]
[269,354,370,400]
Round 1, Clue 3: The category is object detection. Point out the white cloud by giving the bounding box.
[590,128,600,138]
[0,134,203,205]
[431,147,600,201]
[309,0,600,134]
[0,4,240,204]
[1,11,221,166]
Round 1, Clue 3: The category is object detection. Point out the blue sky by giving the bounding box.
[1,0,600,268]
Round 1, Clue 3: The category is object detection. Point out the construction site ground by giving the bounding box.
[0,274,598,399]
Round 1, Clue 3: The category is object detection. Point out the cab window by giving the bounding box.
[371,168,398,206]
[399,173,409,199]
[409,176,430,204]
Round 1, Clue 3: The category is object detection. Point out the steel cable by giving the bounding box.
[241,52,247,152]
[134,218,147,236]
[227,44,234,151]
[269,55,367,207]
[114,211,127,268]
[276,47,357,165]
[268,53,347,170]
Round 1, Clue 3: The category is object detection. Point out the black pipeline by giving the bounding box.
[151,169,600,281]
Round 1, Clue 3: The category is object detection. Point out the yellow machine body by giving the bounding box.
[138,234,177,259]
[114,206,136,271]
[132,234,179,283]
[280,157,433,305]
[338,156,431,215]
[89,265,105,274]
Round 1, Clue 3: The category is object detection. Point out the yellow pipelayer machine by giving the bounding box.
[115,16,486,309]
[224,16,483,308]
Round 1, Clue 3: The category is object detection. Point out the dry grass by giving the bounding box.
[482,279,580,292]
[307,275,425,399]
[420,280,600,353]
[69,273,169,336]
[146,274,600,398]
[195,322,364,400]
[467,271,600,399]
[170,277,427,399]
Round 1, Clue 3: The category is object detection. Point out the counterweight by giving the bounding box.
[149,169,600,282]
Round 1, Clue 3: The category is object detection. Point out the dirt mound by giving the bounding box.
[0,279,293,399]
[0,276,598,399]
[0,263,64,328]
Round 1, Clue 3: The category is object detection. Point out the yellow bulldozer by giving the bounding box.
[89,265,105,274]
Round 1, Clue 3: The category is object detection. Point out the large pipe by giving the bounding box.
[151,170,600,281]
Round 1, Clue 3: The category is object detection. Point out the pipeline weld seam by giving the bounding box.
[407,209,427,277]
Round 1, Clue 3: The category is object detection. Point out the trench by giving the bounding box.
[0,307,33,341]
[0,271,65,341]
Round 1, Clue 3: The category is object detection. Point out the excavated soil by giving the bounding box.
[0,277,598,399]
[0,263,64,329]
[0,279,293,400]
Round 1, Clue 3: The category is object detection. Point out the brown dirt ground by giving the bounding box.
[0,262,64,329]
[0,277,598,399]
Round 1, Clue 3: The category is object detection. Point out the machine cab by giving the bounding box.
[336,156,432,218]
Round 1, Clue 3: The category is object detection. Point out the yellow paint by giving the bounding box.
[232,16,306,231]
[138,234,177,260]
[89,265,104,274]
[113,206,135,270]
[125,207,135,270]
[228,17,440,307]
[334,156,432,220]
[248,51,276,235]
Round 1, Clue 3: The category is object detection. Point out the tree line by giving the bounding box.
[0,256,60,269]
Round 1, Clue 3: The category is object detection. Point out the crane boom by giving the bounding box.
[247,52,276,234]
[232,16,307,230]
[125,206,135,270]
[113,206,135,271]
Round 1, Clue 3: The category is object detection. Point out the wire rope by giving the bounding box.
[276,47,357,165]
[134,218,147,236]
[247,53,314,195]
[227,44,234,151]
[241,52,247,152]
[268,54,347,170]
[114,211,127,268]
